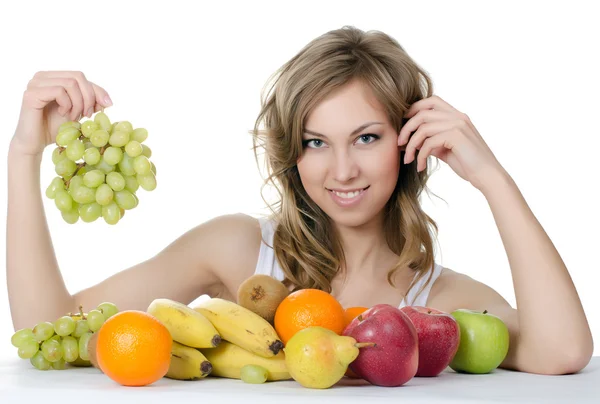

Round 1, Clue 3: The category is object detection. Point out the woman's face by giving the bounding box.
[297,79,401,229]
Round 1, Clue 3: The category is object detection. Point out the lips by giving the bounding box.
[327,186,369,207]
[329,187,368,198]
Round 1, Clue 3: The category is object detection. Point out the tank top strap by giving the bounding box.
[254,216,285,281]
[400,262,443,308]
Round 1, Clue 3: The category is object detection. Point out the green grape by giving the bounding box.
[17,338,40,359]
[61,205,79,224]
[59,121,81,132]
[66,139,85,161]
[55,158,77,177]
[83,169,105,188]
[45,177,65,199]
[32,322,55,342]
[94,111,112,132]
[124,175,139,193]
[103,146,123,165]
[109,130,130,147]
[72,319,90,338]
[114,121,133,133]
[52,147,68,165]
[55,190,75,212]
[76,165,91,177]
[71,185,96,204]
[41,336,63,362]
[137,172,157,191]
[142,144,152,158]
[54,190,73,212]
[67,175,84,190]
[97,302,119,319]
[132,128,148,143]
[106,172,125,191]
[30,350,51,370]
[61,336,79,362]
[240,364,268,384]
[151,162,156,175]
[78,332,93,360]
[87,309,106,332]
[51,358,67,370]
[133,155,151,175]
[11,328,34,347]
[114,190,137,210]
[54,316,76,336]
[118,153,136,176]
[56,127,81,146]
[96,157,115,174]
[102,202,121,225]
[95,183,114,205]
[90,129,109,147]
[79,202,102,222]
[81,120,99,137]
[83,147,101,165]
[124,140,143,157]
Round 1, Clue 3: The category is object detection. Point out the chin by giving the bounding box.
[323,206,385,229]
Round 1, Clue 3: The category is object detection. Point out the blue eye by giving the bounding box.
[302,139,324,148]
[356,134,379,144]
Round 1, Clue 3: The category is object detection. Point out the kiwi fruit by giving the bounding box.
[237,274,289,324]
[87,332,100,370]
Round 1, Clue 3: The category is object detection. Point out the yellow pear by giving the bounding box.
[283,326,374,389]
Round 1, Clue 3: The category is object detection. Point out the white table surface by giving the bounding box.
[1,356,598,403]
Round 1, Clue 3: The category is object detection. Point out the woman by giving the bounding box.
[7,26,593,375]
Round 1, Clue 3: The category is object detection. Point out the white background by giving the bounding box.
[0,0,598,364]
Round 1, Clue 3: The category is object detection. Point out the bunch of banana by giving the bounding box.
[147,298,221,381]
[200,341,290,381]
[193,297,284,358]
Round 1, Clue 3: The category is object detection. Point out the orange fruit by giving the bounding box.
[344,306,369,328]
[96,310,172,386]
[274,288,346,345]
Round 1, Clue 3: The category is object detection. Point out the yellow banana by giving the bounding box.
[166,341,212,381]
[200,341,290,381]
[147,298,221,348]
[193,298,283,358]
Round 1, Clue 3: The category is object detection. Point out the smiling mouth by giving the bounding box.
[327,186,369,199]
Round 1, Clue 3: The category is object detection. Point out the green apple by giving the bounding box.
[449,309,509,374]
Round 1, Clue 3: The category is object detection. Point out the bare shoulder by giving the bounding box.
[427,267,513,313]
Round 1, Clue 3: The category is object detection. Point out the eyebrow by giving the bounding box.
[303,121,383,139]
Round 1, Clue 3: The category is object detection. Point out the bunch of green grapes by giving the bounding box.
[45,111,157,225]
[10,302,118,370]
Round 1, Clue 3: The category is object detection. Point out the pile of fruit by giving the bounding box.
[10,274,510,389]
[45,111,156,225]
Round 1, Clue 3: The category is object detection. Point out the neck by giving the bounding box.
[334,215,396,276]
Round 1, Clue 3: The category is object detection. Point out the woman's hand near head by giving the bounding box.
[10,71,113,157]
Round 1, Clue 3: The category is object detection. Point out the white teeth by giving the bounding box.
[333,190,362,198]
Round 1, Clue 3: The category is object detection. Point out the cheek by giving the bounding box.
[373,145,400,179]
[297,156,323,187]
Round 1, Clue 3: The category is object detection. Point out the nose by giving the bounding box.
[331,149,359,183]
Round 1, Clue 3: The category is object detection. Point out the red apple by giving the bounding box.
[400,306,460,377]
[342,304,418,387]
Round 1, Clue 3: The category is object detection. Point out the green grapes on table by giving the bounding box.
[240,364,268,384]
[46,111,157,225]
[10,302,119,370]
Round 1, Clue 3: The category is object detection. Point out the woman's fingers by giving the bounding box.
[29,71,112,120]
[22,85,72,115]
[28,77,84,120]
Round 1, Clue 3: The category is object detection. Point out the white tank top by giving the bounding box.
[254,217,443,307]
